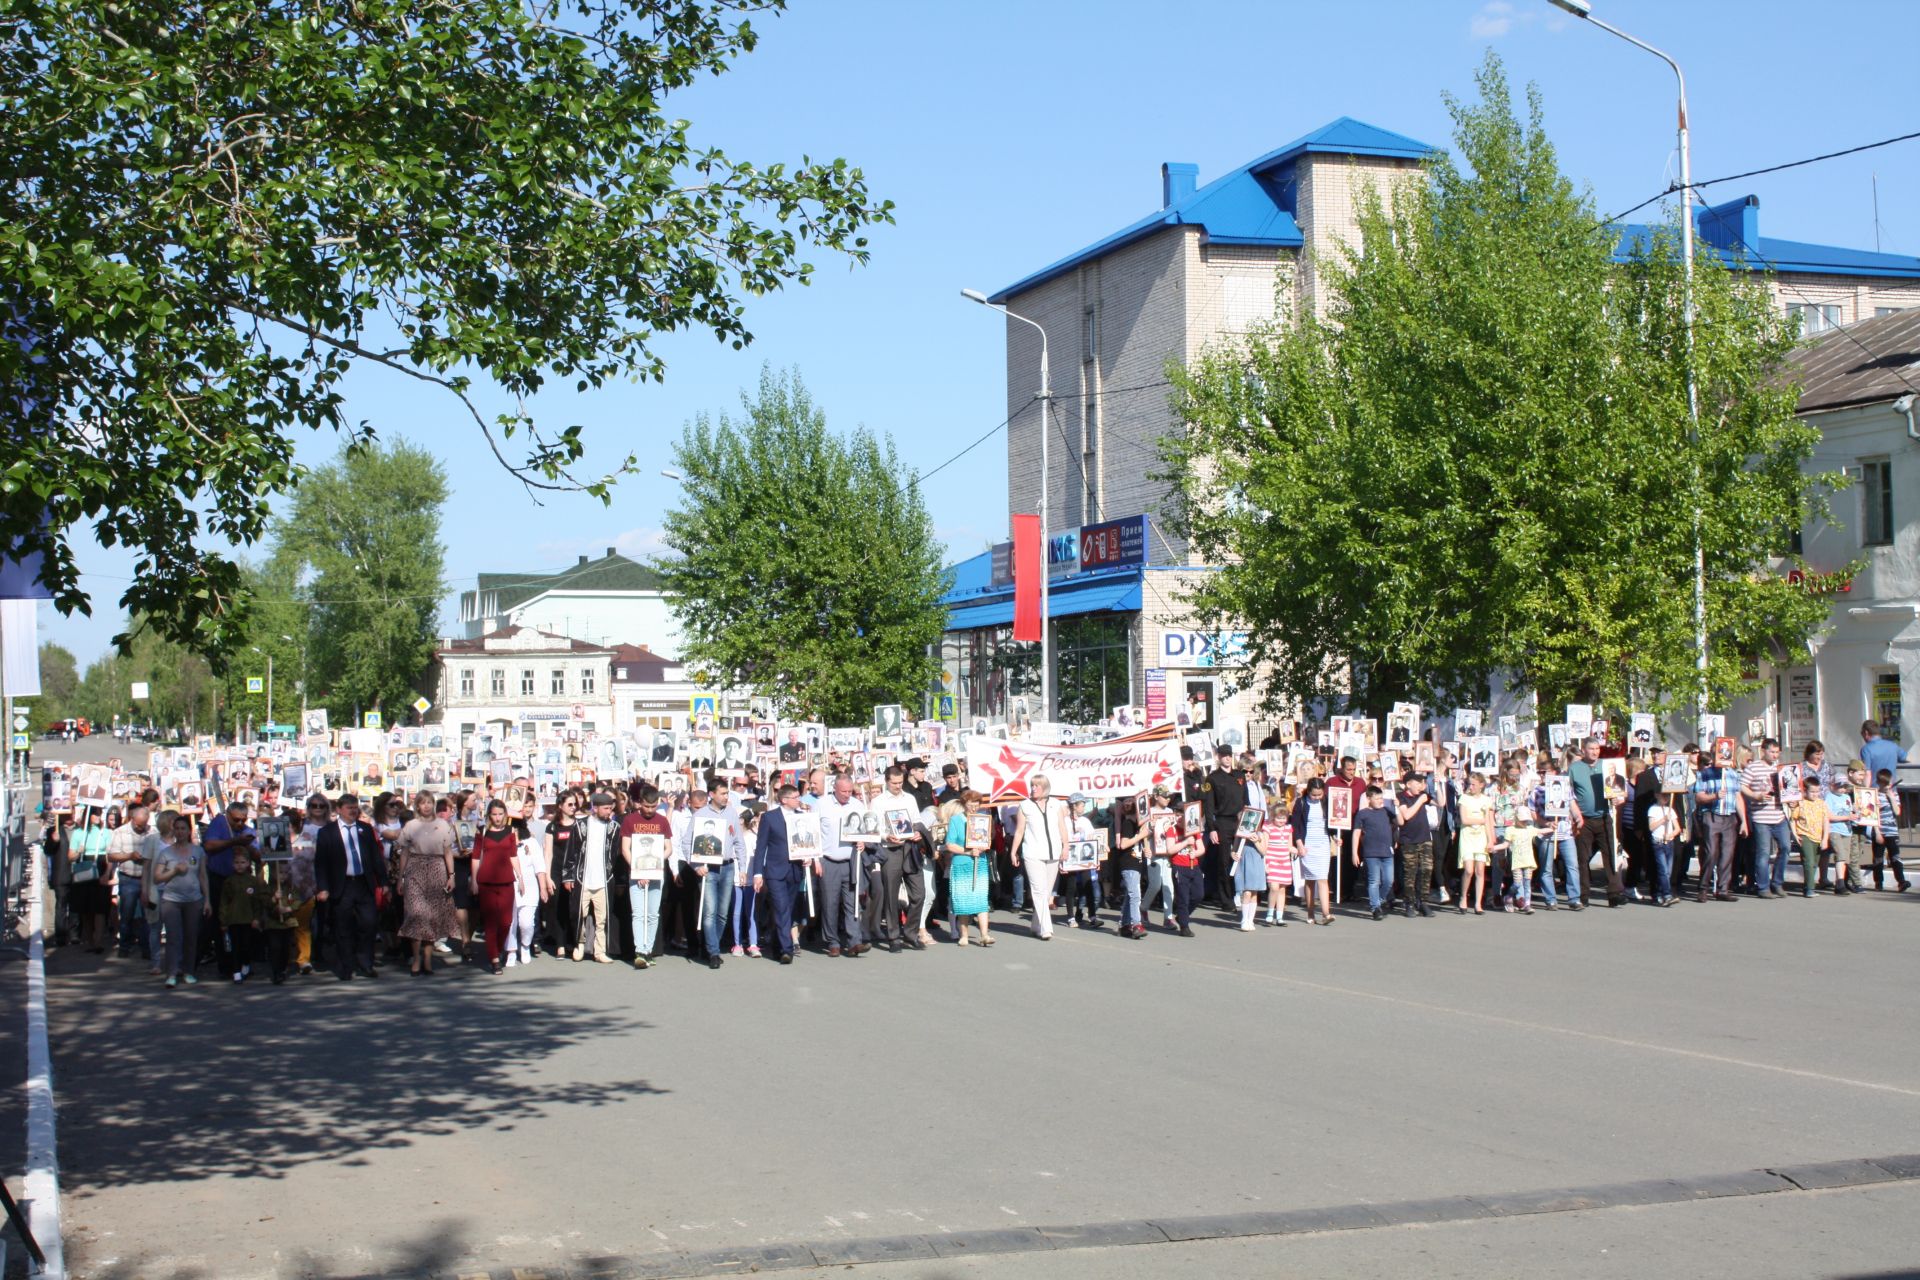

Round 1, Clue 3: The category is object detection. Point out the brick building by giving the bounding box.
[941,116,1920,730]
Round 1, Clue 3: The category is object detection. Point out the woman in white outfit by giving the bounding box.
[1010,775,1069,940]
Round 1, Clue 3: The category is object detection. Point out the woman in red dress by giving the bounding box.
[471,799,521,974]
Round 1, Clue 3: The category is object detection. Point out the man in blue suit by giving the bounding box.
[751,784,815,964]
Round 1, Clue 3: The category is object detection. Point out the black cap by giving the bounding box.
[1180,746,1195,761]
[942,763,959,777]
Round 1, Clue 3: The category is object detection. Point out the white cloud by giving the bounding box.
[1470,1,1523,38]
[532,526,668,562]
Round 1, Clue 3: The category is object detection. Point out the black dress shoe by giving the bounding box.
[889,939,902,953]
[1370,908,1383,920]
[707,954,723,969]
[1178,925,1194,937]
[779,951,794,965]
[336,971,353,981]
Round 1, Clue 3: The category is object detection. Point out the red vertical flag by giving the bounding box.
[1011,513,1042,642]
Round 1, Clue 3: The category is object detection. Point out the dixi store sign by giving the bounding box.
[1159,630,1249,668]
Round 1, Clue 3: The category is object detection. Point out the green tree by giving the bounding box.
[657,367,945,724]
[218,560,308,732]
[0,0,892,661]
[35,641,79,719]
[1164,53,1832,719]
[70,625,216,735]
[270,439,447,723]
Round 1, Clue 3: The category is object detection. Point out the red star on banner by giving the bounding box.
[976,743,1040,800]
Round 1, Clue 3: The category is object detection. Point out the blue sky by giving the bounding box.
[42,0,1920,664]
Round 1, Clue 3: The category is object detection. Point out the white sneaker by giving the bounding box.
[518,949,533,965]
[433,940,453,954]
[504,952,519,968]
[1239,922,1255,932]
[1067,918,1078,929]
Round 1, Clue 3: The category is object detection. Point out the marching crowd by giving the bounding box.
[38,720,1913,988]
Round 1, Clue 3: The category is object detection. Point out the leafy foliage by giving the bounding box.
[657,367,946,724]
[267,438,447,721]
[1163,53,1833,718]
[0,0,892,660]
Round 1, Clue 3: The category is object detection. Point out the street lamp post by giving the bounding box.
[1551,0,1708,727]
[249,644,278,737]
[961,287,1054,719]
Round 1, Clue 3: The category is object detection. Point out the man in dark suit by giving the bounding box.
[313,793,389,980]
[750,785,813,964]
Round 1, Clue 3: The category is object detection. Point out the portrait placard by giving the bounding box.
[1062,837,1100,872]
[629,833,668,882]
[256,815,292,861]
[786,812,822,862]
[1326,786,1354,831]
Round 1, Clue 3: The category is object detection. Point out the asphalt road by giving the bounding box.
[42,829,1920,1280]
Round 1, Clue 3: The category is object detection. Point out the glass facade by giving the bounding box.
[939,612,1136,722]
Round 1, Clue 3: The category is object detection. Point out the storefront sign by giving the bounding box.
[1079,516,1147,570]
[1786,567,1853,595]
[1873,672,1902,742]
[1145,667,1166,724]
[1786,670,1816,751]
[967,722,1181,802]
[1158,630,1248,668]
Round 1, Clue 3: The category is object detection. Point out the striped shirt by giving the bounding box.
[1741,760,1785,825]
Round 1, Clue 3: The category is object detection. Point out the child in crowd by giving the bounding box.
[1872,768,1907,891]
[218,849,269,983]
[1825,767,1861,895]
[1790,775,1830,897]
[1260,798,1294,926]
[1502,803,1541,915]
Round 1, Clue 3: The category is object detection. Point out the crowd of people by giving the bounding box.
[36,718,1913,987]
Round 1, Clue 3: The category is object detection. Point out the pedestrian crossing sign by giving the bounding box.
[364,711,383,729]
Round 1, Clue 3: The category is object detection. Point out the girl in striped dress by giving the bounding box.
[1260,799,1294,926]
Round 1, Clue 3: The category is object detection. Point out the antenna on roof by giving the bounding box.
[1872,172,1881,253]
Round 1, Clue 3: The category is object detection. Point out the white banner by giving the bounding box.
[967,723,1182,802]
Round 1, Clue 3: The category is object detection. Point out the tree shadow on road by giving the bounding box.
[47,962,666,1192]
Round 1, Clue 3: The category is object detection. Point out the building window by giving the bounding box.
[1082,306,1099,363]
[1861,458,1894,546]
[1788,302,1842,334]
[490,668,506,698]
[1875,306,1910,318]
[520,668,535,697]
[616,667,629,681]
[551,667,566,696]
[580,667,596,696]
[1055,613,1135,725]
[459,669,474,698]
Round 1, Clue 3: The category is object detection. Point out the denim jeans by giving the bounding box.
[1364,856,1394,911]
[699,863,735,956]
[731,881,759,949]
[1651,839,1674,901]
[1119,869,1142,930]
[1544,837,1580,905]
[116,878,147,956]
[1752,820,1793,893]
[628,879,664,955]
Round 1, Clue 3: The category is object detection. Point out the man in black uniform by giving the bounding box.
[1203,745,1245,906]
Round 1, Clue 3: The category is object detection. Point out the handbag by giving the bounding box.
[71,858,99,885]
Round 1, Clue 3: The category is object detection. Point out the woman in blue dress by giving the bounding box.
[943,791,995,947]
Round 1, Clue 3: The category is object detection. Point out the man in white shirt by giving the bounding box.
[868,766,924,952]
[1012,774,1070,940]
[577,792,618,962]
[108,803,162,959]
[811,774,867,956]
[680,782,746,968]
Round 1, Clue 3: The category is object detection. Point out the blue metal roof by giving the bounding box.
[989,118,1438,303]
[944,570,1144,632]
[1613,194,1920,280]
